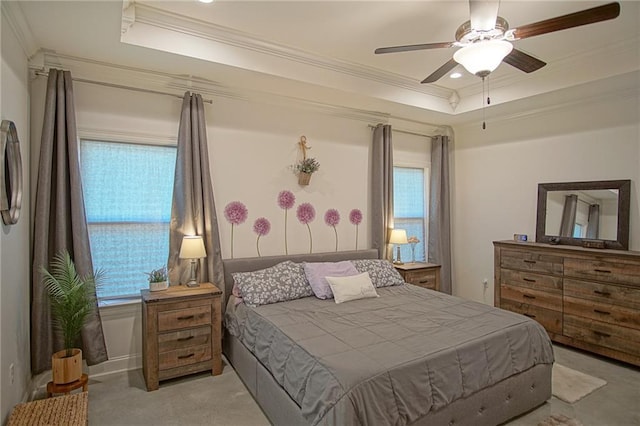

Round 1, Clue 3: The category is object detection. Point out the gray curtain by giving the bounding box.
[559,194,578,237]
[428,135,452,295]
[167,92,225,302]
[31,69,107,374]
[586,204,600,239]
[371,124,394,260]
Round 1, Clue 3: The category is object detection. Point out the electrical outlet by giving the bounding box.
[9,363,14,385]
[482,278,488,287]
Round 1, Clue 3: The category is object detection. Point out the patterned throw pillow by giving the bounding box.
[351,259,405,288]
[232,261,313,307]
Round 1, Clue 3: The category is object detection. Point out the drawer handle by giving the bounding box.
[177,336,195,342]
[593,331,611,338]
[593,309,611,315]
[594,269,612,274]
[593,290,611,297]
[523,294,536,299]
[523,260,537,264]
[178,353,195,360]
[523,277,536,283]
[177,315,195,321]
[524,313,537,319]
[418,279,430,284]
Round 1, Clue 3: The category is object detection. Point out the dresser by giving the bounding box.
[141,283,223,391]
[494,240,640,366]
[394,262,441,291]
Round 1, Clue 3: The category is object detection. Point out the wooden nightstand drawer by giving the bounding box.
[159,344,212,370]
[405,270,437,289]
[394,263,441,292]
[158,326,212,353]
[158,305,211,332]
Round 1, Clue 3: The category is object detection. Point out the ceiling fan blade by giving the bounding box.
[375,42,454,54]
[503,49,546,73]
[511,2,620,40]
[421,58,459,84]
[469,0,500,31]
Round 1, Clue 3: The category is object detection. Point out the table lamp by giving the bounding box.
[179,235,207,287]
[389,229,408,265]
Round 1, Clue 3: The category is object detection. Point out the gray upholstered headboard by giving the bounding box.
[222,249,379,307]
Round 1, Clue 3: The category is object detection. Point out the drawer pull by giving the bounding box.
[177,336,195,342]
[524,313,537,319]
[418,279,430,284]
[523,277,536,283]
[593,309,611,315]
[593,290,611,297]
[523,294,536,299]
[523,260,537,264]
[177,315,195,321]
[178,353,195,360]
[593,331,611,338]
[594,269,612,274]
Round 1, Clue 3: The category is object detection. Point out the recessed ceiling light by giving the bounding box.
[198,0,214,3]
[450,72,462,79]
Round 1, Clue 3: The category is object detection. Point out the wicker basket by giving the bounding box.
[298,172,312,186]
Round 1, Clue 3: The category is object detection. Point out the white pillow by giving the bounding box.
[325,272,379,304]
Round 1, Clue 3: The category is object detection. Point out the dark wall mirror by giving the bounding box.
[536,180,631,250]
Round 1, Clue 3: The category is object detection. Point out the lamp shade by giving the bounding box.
[389,229,408,244]
[453,40,513,76]
[179,236,207,259]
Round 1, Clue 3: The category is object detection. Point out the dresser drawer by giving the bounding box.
[158,326,211,353]
[564,279,640,310]
[500,269,562,294]
[159,344,212,370]
[500,299,562,335]
[564,315,640,356]
[158,305,211,332]
[501,284,562,311]
[563,296,640,330]
[564,258,640,287]
[501,250,563,275]
[404,270,438,289]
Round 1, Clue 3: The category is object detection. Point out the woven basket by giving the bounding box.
[298,172,312,186]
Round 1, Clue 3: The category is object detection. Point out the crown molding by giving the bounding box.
[127,3,454,102]
[1,2,38,58]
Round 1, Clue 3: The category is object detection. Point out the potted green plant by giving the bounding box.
[293,157,320,185]
[145,265,168,291]
[42,249,103,384]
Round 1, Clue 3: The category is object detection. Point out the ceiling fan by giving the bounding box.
[374,1,621,84]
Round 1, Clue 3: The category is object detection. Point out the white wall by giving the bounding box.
[1,9,31,422]
[451,93,640,305]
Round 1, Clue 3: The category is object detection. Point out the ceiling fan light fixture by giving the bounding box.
[453,40,513,77]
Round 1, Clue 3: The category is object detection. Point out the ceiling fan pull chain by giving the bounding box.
[482,76,487,130]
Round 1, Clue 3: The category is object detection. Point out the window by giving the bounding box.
[80,140,176,299]
[393,166,428,263]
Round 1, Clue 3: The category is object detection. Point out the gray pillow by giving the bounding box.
[351,259,405,288]
[232,261,313,307]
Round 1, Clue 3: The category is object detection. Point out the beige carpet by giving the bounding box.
[552,363,607,403]
[538,414,584,426]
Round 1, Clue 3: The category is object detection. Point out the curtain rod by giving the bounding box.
[367,124,432,139]
[33,71,213,104]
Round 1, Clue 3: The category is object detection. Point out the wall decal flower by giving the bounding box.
[253,217,271,257]
[324,208,340,252]
[349,209,363,250]
[277,190,296,254]
[296,203,316,253]
[224,201,248,259]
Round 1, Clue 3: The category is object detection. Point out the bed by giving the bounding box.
[222,250,553,425]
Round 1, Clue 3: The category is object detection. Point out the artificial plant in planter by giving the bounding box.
[293,157,320,186]
[145,265,168,291]
[42,250,102,384]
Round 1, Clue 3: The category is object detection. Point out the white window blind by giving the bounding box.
[393,166,427,263]
[80,140,176,299]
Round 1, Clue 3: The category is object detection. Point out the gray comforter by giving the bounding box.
[226,284,554,425]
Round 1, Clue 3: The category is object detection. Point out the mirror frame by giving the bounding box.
[535,180,631,250]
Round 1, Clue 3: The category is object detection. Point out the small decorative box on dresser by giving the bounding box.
[141,283,222,391]
[494,240,640,367]
[394,262,441,291]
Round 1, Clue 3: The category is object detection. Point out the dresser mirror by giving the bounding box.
[535,180,631,250]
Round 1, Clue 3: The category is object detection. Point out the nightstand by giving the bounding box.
[394,262,441,291]
[141,282,222,391]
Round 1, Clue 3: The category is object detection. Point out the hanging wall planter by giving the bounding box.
[298,171,312,186]
[292,136,320,186]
